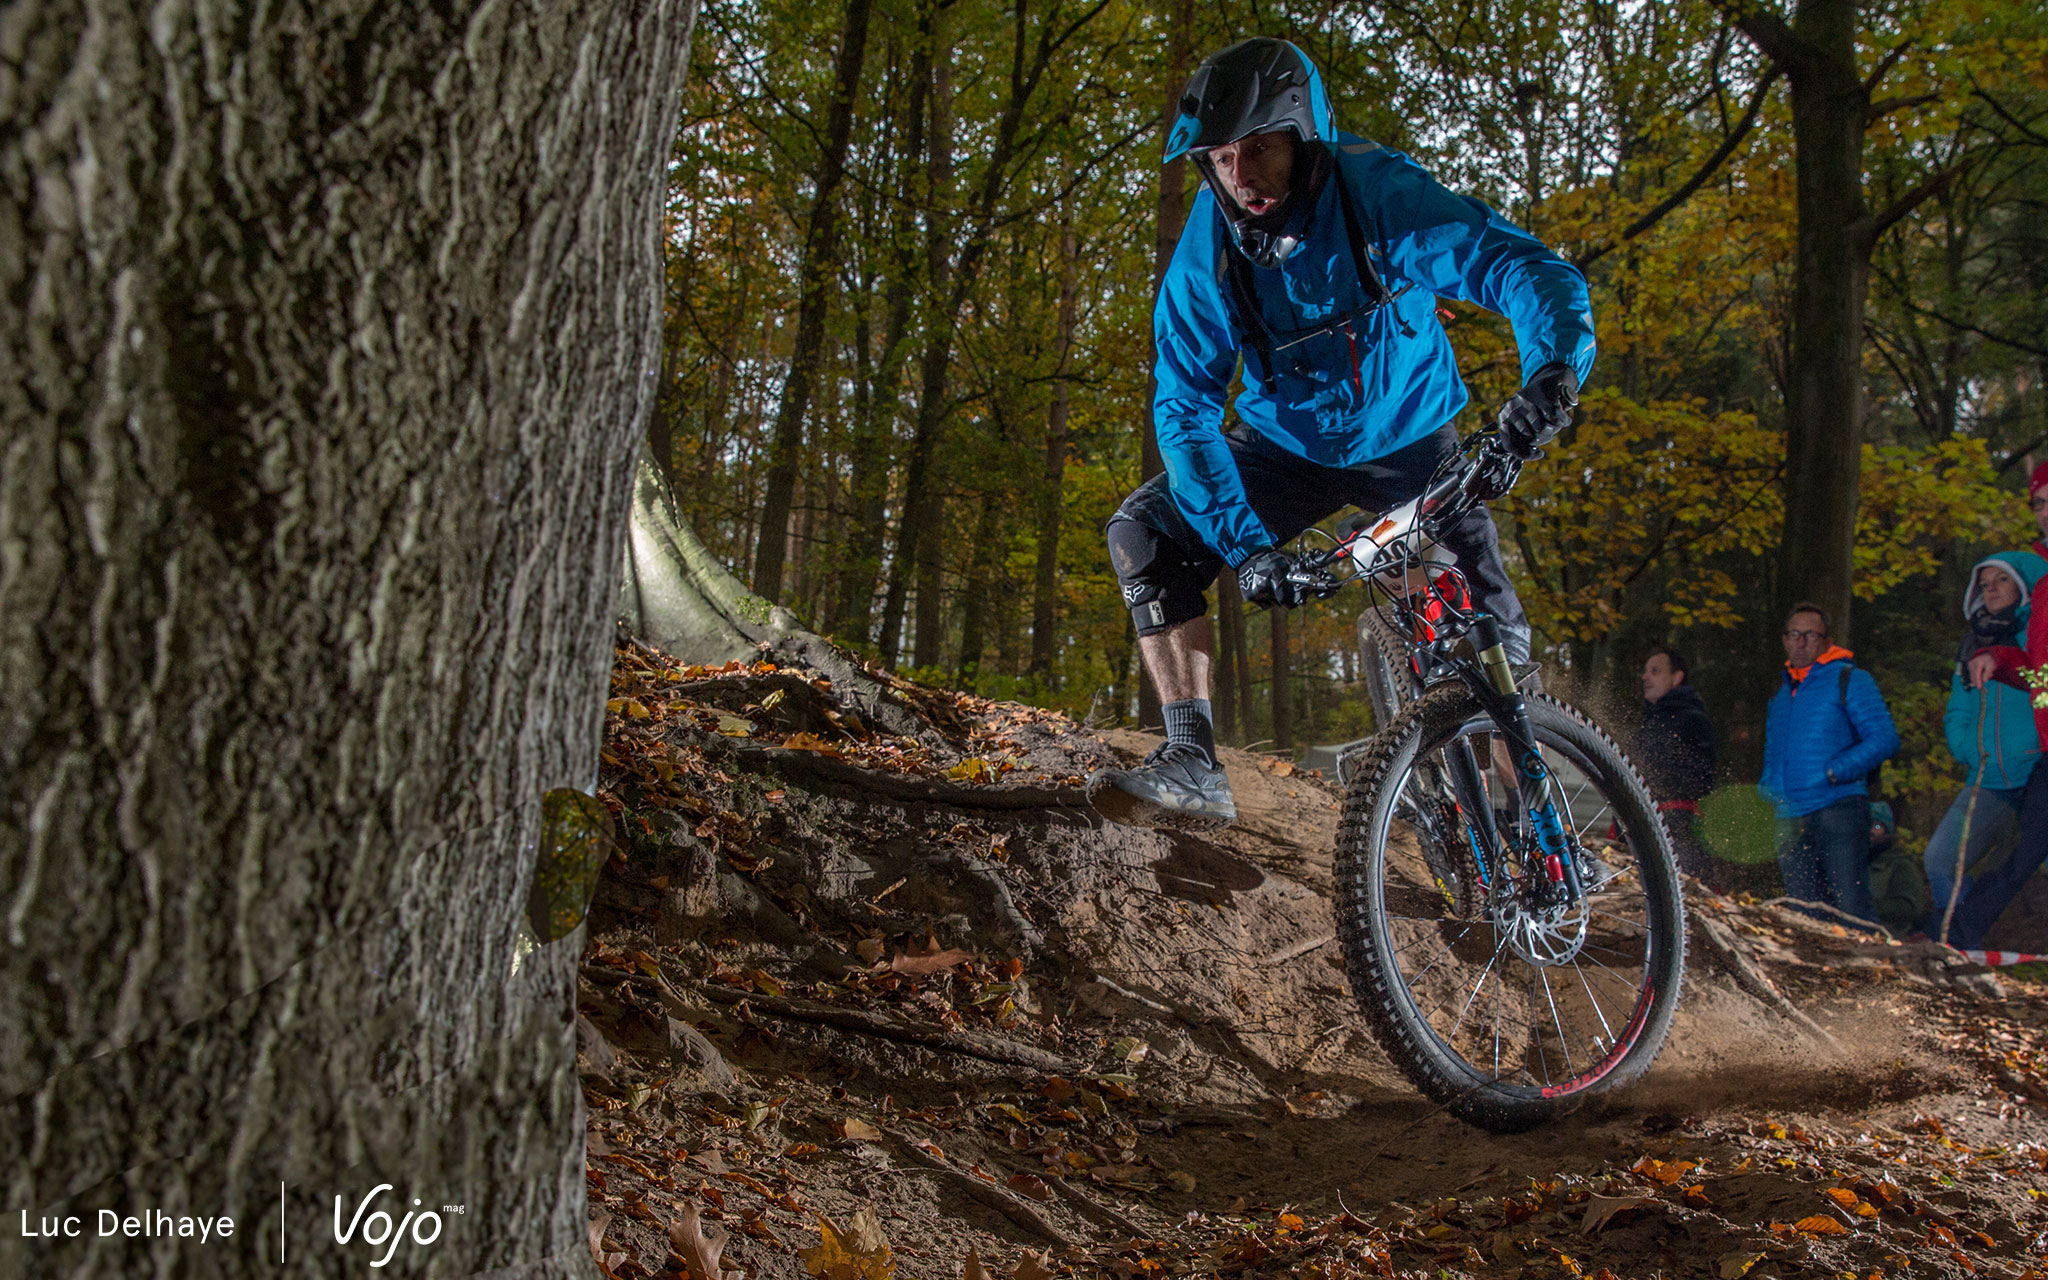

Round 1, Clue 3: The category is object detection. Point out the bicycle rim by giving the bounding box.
[1336,687,1684,1130]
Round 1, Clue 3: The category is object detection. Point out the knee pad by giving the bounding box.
[1107,517,1211,637]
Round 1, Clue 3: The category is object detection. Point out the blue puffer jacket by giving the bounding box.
[1944,550,2048,789]
[1759,648,1901,820]
[1152,133,1598,566]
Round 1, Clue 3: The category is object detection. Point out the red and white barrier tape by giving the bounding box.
[1957,949,2047,967]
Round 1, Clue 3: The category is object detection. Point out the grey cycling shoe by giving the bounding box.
[1087,743,1237,830]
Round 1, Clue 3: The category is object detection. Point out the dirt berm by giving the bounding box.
[580,644,2048,1280]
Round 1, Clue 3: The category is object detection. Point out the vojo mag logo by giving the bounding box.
[331,1184,460,1269]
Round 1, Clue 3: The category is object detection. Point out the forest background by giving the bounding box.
[656,0,2048,846]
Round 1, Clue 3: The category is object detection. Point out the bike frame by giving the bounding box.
[1295,435,1589,907]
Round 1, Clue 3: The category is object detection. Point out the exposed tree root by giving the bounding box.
[889,1135,1076,1248]
[685,978,1080,1074]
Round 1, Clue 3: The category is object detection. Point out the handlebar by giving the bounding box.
[1284,432,1523,596]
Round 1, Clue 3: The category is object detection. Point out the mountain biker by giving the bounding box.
[1950,462,2048,946]
[1089,37,1595,829]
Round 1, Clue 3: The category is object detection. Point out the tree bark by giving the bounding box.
[752,0,876,601]
[0,3,697,1277]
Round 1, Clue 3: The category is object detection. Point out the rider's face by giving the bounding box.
[1206,130,1295,218]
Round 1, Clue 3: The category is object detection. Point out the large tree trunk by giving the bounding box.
[751,0,876,601]
[0,3,696,1278]
[1761,0,1866,637]
[1725,0,1960,641]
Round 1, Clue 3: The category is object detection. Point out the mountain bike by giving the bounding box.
[1281,430,1685,1132]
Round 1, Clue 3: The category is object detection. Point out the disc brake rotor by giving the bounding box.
[1491,891,1590,967]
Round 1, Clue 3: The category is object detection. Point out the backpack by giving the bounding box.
[1836,663,1885,796]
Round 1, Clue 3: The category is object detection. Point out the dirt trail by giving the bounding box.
[582,648,2048,1280]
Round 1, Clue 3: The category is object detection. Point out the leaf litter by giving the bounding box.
[580,641,2048,1279]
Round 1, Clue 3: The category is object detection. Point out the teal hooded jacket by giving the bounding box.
[1945,550,2048,790]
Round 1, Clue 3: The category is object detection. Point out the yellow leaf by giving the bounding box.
[800,1208,894,1280]
[946,757,995,783]
[1795,1215,1849,1235]
[717,714,753,736]
[1279,1213,1305,1231]
[1825,1188,1858,1209]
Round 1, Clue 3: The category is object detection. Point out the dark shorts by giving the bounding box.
[1107,424,1531,662]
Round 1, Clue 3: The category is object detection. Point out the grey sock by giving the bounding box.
[1163,698,1216,765]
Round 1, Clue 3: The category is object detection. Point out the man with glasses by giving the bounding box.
[1949,461,2048,946]
[1759,603,1898,927]
[1088,37,1593,827]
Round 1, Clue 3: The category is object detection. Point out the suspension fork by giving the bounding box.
[1470,616,1583,904]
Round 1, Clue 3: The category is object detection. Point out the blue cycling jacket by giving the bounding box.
[1758,650,1900,820]
[1152,133,1598,566]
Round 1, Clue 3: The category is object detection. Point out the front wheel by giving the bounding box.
[1335,685,1685,1131]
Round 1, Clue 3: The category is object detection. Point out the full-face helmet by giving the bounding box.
[1165,39,1337,267]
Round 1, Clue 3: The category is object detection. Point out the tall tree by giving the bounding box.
[1717,0,1979,638]
[1,3,696,1277]
[752,0,877,601]
[1031,210,1082,679]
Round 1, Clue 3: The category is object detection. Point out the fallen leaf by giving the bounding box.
[1010,1250,1056,1280]
[1278,1212,1305,1231]
[669,1203,738,1279]
[1581,1193,1649,1234]
[716,714,754,736]
[947,758,996,782]
[855,938,885,964]
[1717,1251,1765,1280]
[589,1209,613,1269]
[800,1207,894,1280]
[1167,1171,1196,1194]
[1006,1174,1052,1202]
[781,732,843,755]
[890,936,974,976]
[836,1118,883,1142]
[1825,1187,1859,1209]
[1794,1215,1849,1235]
[963,1247,994,1280]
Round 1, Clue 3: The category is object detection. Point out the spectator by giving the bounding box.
[1759,602,1899,928]
[1633,647,1717,884]
[1923,553,2046,938]
[1950,462,2048,947]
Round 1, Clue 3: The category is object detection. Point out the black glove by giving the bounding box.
[1498,362,1580,460]
[1238,548,1307,609]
